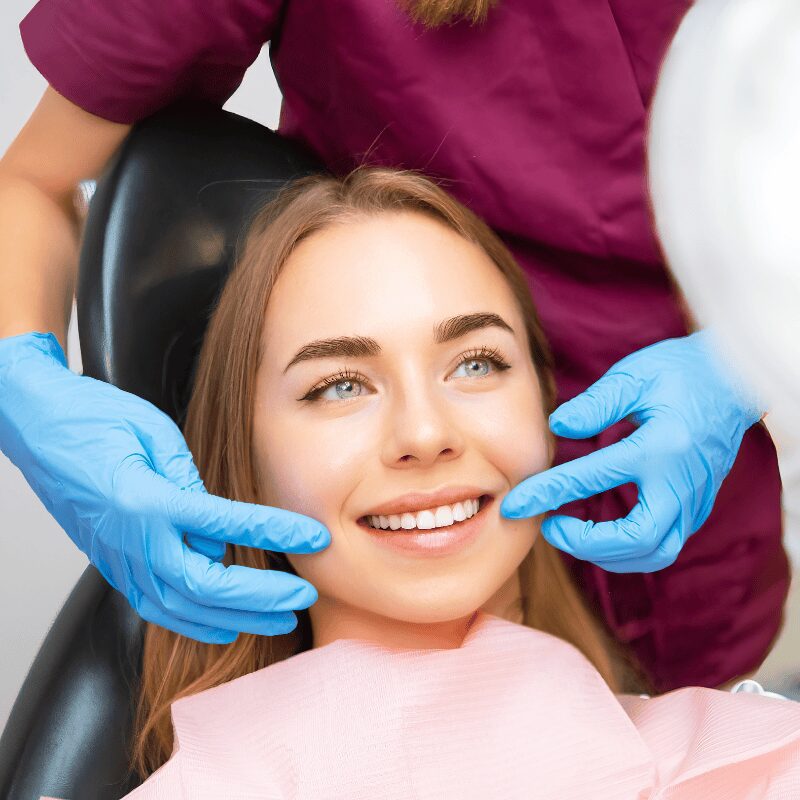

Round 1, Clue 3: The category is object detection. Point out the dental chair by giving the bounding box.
[0,102,322,800]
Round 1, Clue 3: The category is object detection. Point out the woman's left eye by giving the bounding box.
[299,346,511,403]
[451,347,512,380]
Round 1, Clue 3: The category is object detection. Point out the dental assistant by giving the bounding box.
[0,0,787,693]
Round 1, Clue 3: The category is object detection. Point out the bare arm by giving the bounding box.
[0,86,131,350]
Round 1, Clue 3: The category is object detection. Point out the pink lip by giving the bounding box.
[358,485,492,519]
[358,495,493,557]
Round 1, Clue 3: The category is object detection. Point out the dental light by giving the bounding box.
[647,0,800,425]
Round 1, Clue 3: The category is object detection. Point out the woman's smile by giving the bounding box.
[356,494,495,557]
[360,493,485,530]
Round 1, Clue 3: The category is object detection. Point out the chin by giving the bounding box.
[367,586,498,626]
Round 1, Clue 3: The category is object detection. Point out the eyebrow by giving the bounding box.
[283,312,516,374]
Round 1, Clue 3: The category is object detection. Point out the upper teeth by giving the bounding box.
[367,497,481,531]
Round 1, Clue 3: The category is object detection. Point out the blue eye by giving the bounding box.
[298,367,370,403]
[451,346,512,382]
[299,346,511,403]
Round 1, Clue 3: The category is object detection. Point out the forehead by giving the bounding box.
[262,212,523,347]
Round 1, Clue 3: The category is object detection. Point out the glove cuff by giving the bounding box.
[691,329,765,427]
[0,331,69,374]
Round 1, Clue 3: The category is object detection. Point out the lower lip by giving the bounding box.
[359,495,493,557]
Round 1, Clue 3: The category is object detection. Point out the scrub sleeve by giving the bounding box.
[20,0,789,693]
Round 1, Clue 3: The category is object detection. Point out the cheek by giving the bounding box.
[253,421,355,588]
[252,403,315,514]
[252,409,374,520]
[477,383,552,483]
[253,437,326,521]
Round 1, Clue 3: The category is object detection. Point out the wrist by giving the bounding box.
[0,330,68,370]
[691,329,765,426]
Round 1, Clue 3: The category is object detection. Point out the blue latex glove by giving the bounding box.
[0,331,331,643]
[500,331,763,573]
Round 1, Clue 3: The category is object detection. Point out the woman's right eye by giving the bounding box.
[299,369,370,403]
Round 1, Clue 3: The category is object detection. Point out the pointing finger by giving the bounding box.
[549,370,643,439]
[500,438,637,518]
[165,486,331,553]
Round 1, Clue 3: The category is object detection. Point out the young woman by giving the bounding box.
[116,168,797,799]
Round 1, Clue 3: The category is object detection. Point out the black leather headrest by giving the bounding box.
[79,100,322,423]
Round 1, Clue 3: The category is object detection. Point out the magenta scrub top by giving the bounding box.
[20,0,788,693]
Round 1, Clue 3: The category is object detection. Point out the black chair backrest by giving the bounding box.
[0,101,322,800]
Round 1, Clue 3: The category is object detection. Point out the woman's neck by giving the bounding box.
[310,599,478,650]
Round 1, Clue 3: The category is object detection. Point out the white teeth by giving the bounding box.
[366,496,482,531]
[434,506,454,527]
[416,510,437,530]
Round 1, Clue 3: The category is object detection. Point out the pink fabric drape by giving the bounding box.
[43,612,800,799]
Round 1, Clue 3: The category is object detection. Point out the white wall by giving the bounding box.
[0,0,283,730]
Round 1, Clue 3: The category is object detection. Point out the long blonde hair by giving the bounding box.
[131,166,649,779]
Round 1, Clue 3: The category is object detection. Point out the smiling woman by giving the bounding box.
[131,167,648,779]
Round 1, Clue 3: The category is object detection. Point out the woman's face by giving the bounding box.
[252,211,552,649]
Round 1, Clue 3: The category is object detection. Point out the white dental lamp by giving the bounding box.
[647,0,800,556]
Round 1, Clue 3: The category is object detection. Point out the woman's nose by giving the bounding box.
[380,386,466,468]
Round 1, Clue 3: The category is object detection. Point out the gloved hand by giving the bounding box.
[500,331,763,573]
[0,331,331,643]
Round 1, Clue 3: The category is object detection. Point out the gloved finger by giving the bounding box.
[137,416,205,492]
[183,530,227,562]
[549,370,643,438]
[539,479,682,562]
[144,576,300,635]
[139,418,225,561]
[500,438,637,518]
[135,594,239,645]
[164,483,331,553]
[592,525,684,573]
[152,543,320,613]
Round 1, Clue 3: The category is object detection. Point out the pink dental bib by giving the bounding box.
[45,611,800,799]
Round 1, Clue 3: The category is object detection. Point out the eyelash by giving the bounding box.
[299,345,512,403]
